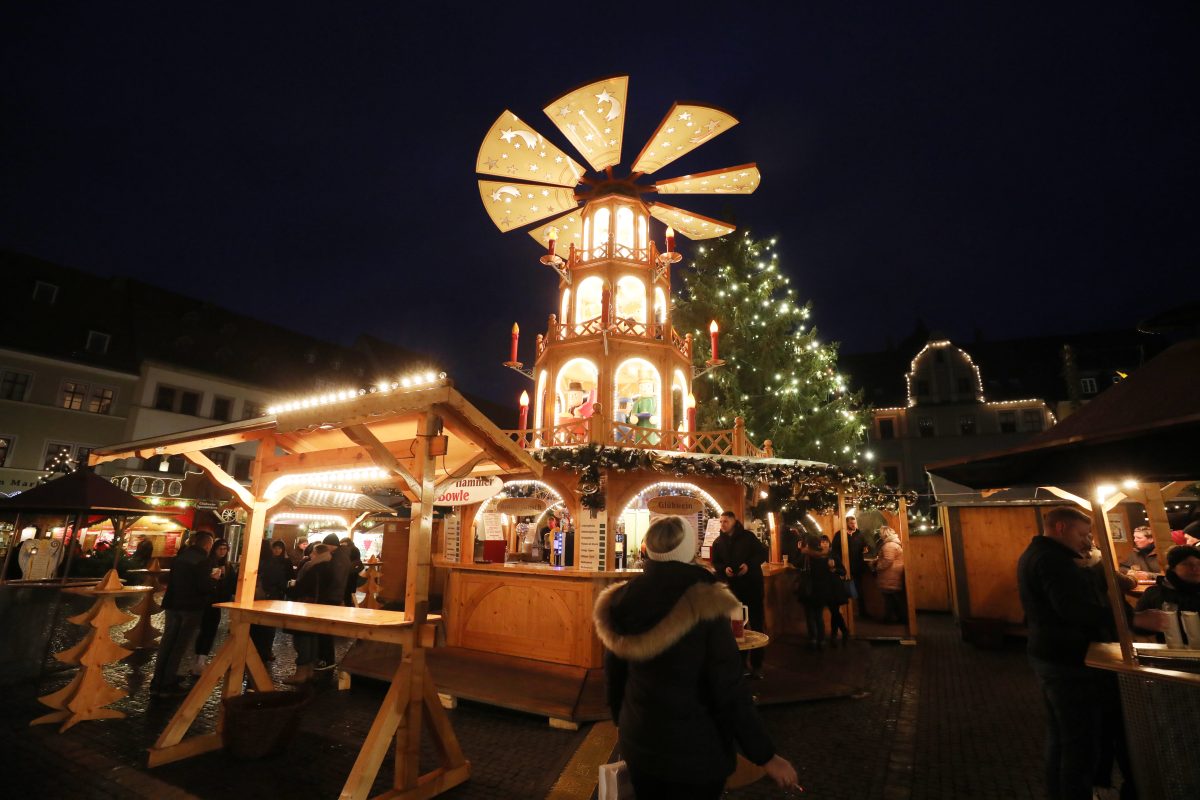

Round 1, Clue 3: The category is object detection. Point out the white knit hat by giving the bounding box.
[645,515,697,563]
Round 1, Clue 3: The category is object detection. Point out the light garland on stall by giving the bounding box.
[619,480,724,518]
[267,467,390,497]
[266,370,448,415]
[270,512,351,526]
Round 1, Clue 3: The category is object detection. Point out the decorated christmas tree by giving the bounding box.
[674,232,872,468]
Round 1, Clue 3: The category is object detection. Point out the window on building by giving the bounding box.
[60,381,88,410]
[883,466,900,487]
[999,411,1017,433]
[918,417,935,438]
[86,386,115,414]
[1023,409,1044,432]
[75,446,93,466]
[179,391,201,416]
[957,377,972,394]
[0,435,13,467]
[33,281,58,304]
[85,331,111,354]
[43,442,74,469]
[243,401,266,419]
[212,396,233,422]
[1,370,31,401]
[1080,377,1097,395]
[959,415,977,435]
[155,385,177,411]
[206,449,231,471]
[915,379,930,397]
[878,418,895,440]
[233,455,254,481]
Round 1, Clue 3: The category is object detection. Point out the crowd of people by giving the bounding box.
[147,529,364,698]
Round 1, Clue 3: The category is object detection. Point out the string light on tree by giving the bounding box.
[673,233,871,466]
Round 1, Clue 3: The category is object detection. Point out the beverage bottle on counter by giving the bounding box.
[1161,602,1185,648]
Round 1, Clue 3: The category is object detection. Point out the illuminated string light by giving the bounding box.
[266,371,448,415]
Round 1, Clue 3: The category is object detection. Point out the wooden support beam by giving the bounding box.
[1088,494,1136,664]
[896,498,919,639]
[1142,483,1174,569]
[90,430,272,466]
[433,452,492,495]
[343,425,427,497]
[183,449,255,508]
[405,414,439,615]
[836,489,854,637]
[260,436,446,481]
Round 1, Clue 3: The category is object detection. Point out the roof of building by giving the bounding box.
[0,250,433,395]
[839,325,1165,409]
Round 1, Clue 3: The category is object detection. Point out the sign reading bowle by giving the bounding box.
[435,476,504,506]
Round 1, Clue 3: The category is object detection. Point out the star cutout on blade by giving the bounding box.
[678,112,692,121]
[482,157,499,169]
[557,105,571,117]
[596,90,613,105]
[499,128,517,143]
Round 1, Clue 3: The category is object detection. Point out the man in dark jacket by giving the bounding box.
[1017,507,1166,800]
[709,511,768,677]
[315,533,354,670]
[832,514,870,616]
[595,515,797,798]
[150,530,215,697]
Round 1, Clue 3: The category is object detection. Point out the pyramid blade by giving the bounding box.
[654,163,760,195]
[649,202,735,240]
[477,110,585,188]
[478,180,580,233]
[527,209,585,252]
[631,103,739,175]
[543,75,629,173]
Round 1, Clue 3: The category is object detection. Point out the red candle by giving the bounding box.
[686,393,697,432]
[546,226,558,258]
[510,322,519,363]
[601,286,611,327]
[665,226,676,253]
[709,320,719,361]
[518,390,530,431]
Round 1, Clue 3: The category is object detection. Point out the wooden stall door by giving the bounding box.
[907,533,951,612]
[957,506,1038,625]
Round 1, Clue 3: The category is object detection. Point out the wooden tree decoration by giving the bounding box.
[123,559,166,650]
[32,569,152,732]
[361,556,382,610]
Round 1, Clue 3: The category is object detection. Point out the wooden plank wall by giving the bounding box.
[957,506,1036,624]
[907,533,950,611]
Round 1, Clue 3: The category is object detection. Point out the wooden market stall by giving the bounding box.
[90,375,541,800]
[929,338,1200,799]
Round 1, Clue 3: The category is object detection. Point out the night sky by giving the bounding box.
[2,3,1196,405]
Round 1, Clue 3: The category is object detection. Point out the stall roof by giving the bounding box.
[928,339,1200,489]
[0,468,170,516]
[91,381,542,494]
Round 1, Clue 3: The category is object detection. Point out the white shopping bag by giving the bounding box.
[598,759,635,800]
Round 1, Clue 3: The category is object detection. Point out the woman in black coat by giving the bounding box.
[192,538,236,673]
[594,516,798,799]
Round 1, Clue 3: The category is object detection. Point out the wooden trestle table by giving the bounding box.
[148,599,466,800]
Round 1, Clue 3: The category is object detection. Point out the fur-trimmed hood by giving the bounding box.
[594,571,740,661]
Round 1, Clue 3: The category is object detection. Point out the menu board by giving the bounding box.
[443,514,461,562]
[578,512,606,571]
[480,513,504,541]
[700,518,721,559]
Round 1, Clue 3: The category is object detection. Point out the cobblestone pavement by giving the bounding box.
[1,608,1049,799]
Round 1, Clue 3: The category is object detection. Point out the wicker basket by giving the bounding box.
[221,690,311,759]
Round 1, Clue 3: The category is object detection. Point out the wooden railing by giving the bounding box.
[536,313,690,357]
[502,415,773,458]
